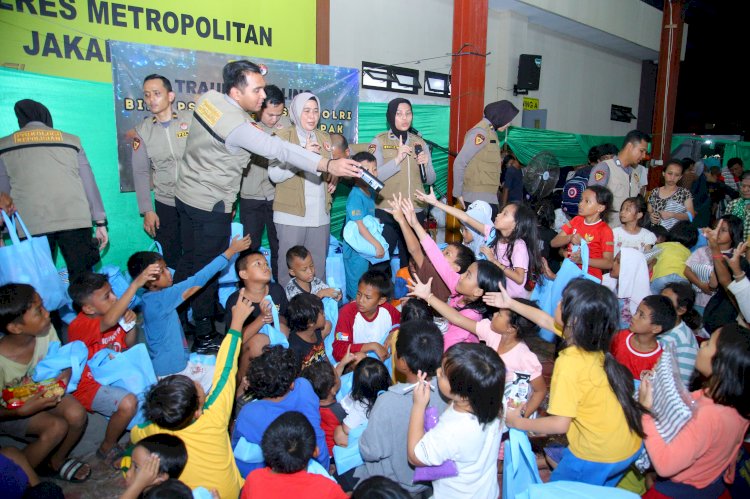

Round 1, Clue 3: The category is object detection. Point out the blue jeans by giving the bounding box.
[551,445,643,487]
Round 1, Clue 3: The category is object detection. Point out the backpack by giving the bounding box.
[561,172,589,216]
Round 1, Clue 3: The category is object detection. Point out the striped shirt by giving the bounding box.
[657,321,698,387]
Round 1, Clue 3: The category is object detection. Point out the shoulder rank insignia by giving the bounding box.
[475,134,485,145]
[132,137,141,151]
[251,122,263,131]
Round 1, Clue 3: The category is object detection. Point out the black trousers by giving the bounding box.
[154,200,182,270]
[374,208,426,271]
[174,198,231,338]
[43,227,100,282]
[239,198,279,282]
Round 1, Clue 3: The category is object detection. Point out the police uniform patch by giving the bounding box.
[13,129,63,144]
[195,99,223,127]
[180,122,188,130]
[132,137,141,151]
[594,170,605,181]
[368,144,376,154]
[475,134,485,145]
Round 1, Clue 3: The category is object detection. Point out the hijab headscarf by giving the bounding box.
[483,100,519,130]
[14,99,53,128]
[386,98,412,143]
[288,92,321,146]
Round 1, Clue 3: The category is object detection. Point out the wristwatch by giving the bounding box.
[94,219,108,228]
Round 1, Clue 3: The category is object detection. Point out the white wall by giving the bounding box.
[329,0,654,134]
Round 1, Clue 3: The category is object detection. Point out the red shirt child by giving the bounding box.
[562,216,614,280]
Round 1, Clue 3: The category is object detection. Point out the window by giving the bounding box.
[361,61,420,94]
[424,71,450,98]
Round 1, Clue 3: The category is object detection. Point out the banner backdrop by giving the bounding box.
[110,41,360,191]
[0,0,316,82]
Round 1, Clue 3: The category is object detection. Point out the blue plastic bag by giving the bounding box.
[332,422,367,474]
[258,294,289,348]
[531,239,599,341]
[32,340,88,392]
[343,215,390,264]
[326,241,347,302]
[322,297,339,364]
[0,210,69,311]
[502,429,542,499]
[87,344,157,428]
[517,481,639,499]
[336,371,353,402]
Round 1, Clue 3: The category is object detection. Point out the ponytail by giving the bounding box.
[604,352,645,438]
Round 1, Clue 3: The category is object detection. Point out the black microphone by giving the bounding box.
[414,144,426,183]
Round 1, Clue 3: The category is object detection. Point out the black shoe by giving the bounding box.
[192,335,220,355]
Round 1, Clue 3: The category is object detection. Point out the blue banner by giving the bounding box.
[110,40,360,191]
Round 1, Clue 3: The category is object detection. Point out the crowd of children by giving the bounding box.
[1,145,749,499]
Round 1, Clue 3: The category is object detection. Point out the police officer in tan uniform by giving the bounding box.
[0,99,107,280]
[589,130,650,227]
[452,100,519,219]
[369,98,435,270]
[131,74,192,268]
[239,84,290,282]
[174,60,361,352]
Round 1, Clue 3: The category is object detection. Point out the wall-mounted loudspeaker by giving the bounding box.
[517,54,542,91]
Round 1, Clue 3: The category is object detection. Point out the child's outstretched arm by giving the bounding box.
[414,187,487,235]
[388,193,425,269]
[407,274,478,334]
[483,283,559,335]
[101,263,160,332]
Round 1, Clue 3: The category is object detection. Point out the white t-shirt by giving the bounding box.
[340,393,369,429]
[413,404,501,499]
[613,226,656,255]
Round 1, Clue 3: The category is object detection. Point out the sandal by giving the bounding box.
[97,443,126,470]
[38,458,92,483]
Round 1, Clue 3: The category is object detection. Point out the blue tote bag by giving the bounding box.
[258,294,289,348]
[0,210,68,310]
[502,428,542,499]
[531,239,599,341]
[87,343,157,428]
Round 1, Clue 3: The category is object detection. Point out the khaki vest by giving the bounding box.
[605,157,640,226]
[0,124,91,235]
[175,90,251,213]
[463,119,501,194]
[241,115,292,201]
[135,109,192,206]
[272,127,332,217]
[373,131,426,210]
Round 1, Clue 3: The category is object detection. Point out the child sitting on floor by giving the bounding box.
[67,265,159,469]
[231,345,328,477]
[121,434,187,499]
[284,245,341,301]
[610,295,676,379]
[134,289,255,498]
[127,235,250,391]
[240,411,347,498]
[332,270,400,363]
[0,284,91,483]
[286,293,332,371]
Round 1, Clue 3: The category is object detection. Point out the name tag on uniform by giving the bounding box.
[176,131,188,138]
[13,129,63,144]
[382,145,398,150]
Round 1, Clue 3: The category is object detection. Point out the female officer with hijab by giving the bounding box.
[269,92,335,287]
[368,98,435,270]
[451,100,519,219]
